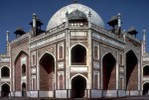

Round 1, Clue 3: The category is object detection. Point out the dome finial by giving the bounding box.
[74,0,78,3]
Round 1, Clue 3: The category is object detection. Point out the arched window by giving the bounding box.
[59,46,63,59]
[71,45,86,65]
[1,67,10,77]
[143,66,149,76]
[22,64,26,76]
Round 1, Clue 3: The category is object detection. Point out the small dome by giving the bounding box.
[68,10,87,21]
[46,3,104,31]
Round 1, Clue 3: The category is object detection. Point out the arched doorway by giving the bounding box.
[1,84,10,97]
[126,50,138,90]
[71,75,86,98]
[102,53,116,90]
[71,45,86,65]
[22,83,26,97]
[143,83,149,95]
[39,53,55,90]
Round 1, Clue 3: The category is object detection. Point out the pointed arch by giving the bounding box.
[70,43,87,50]
[1,66,10,78]
[143,65,149,76]
[125,49,138,60]
[142,81,149,87]
[39,51,56,62]
[71,44,87,65]
[102,52,116,90]
[14,50,29,65]
[14,50,29,91]
[39,52,55,91]
[70,74,87,98]
[1,65,10,69]
[101,52,116,60]
[70,73,88,85]
[126,50,138,90]
[142,82,149,95]
[1,83,10,97]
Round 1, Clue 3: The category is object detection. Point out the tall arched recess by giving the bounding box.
[102,53,116,90]
[14,51,29,91]
[126,50,138,90]
[39,53,55,91]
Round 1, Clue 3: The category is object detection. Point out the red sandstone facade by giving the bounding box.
[0,2,149,99]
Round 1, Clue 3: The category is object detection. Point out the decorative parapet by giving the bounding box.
[30,23,66,44]
[30,33,65,49]
[0,54,10,62]
[125,33,142,44]
[46,23,66,35]
[11,32,30,44]
[92,33,125,49]
[91,23,125,43]
[143,53,149,61]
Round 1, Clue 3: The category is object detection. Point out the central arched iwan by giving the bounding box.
[102,53,116,90]
[126,50,138,90]
[39,53,55,91]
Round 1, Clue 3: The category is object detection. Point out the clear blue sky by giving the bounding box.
[0,0,149,54]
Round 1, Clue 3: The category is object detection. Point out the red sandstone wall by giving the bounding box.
[10,34,30,91]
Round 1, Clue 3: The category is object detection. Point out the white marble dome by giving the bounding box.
[46,3,104,31]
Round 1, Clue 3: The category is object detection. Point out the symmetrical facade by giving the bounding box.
[0,2,149,99]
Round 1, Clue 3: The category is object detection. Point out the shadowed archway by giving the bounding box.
[22,83,26,97]
[39,53,55,90]
[14,51,29,91]
[1,84,10,97]
[126,50,138,90]
[143,83,149,95]
[102,53,116,90]
[71,75,86,98]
